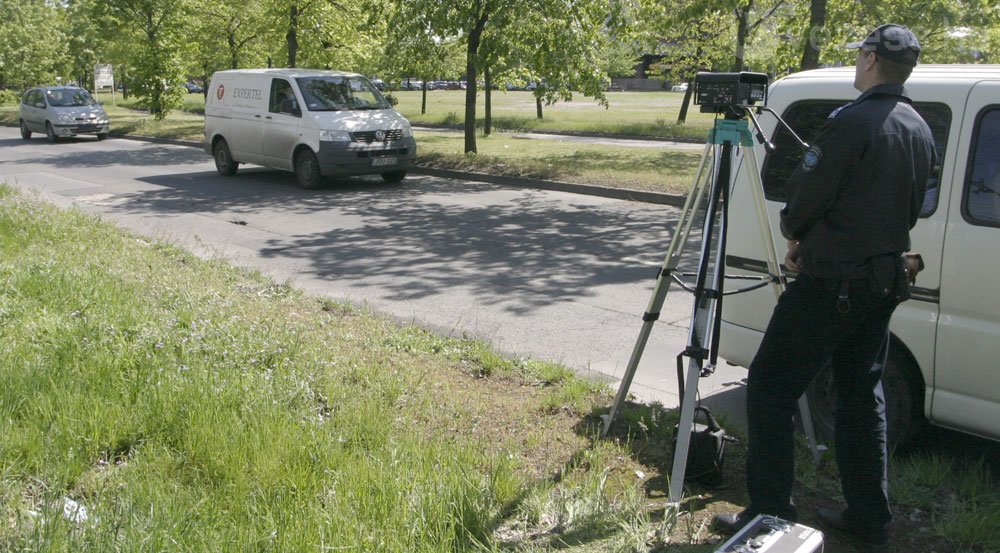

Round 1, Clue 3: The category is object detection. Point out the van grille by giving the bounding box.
[356,148,409,158]
[352,129,403,143]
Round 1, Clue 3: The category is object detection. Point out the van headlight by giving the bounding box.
[401,126,413,138]
[319,130,351,142]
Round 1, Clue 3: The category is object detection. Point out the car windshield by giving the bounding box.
[296,76,391,112]
[46,89,97,107]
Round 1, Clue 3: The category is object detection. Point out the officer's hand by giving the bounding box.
[785,241,803,272]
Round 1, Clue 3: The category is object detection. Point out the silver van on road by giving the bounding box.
[204,69,416,189]
[19,86,110,143]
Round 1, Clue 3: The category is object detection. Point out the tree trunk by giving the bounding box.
[484,67,492,135]
[732,0,753,72]
[800,0,827,71]
[464,13,489,154]
[287,5,299,68]
[677,78,694,124]
[421,79,427,114]
[535,95,543,119]
[228,32,239,69]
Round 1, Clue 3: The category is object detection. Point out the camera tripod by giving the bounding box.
[600,110,824,506]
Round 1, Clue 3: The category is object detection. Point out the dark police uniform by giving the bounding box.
[743,83,936,542]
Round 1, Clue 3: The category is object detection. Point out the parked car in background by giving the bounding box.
[183,82,204,94]
[670,83,688,92]
[19,86,110,143]
[370,77,385,91]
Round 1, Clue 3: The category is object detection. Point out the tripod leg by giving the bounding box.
[601,143,717,438]
[744,145,826,465]
[668,139,734,505]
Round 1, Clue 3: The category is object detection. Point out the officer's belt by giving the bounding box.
[803,253,898,280]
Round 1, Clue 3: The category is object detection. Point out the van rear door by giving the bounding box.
[932,81,1000,437]
[224,75,268,165]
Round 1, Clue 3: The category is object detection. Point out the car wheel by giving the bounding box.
[19,119,31,140]
[45,122,57,144]
[97,132,109,141]
[806,343,926,450]
[295,149,323,189]
[213,139,238,176]
[381,170,407,184]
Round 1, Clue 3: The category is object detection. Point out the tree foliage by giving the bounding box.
[0,0,67,90]
[0,0,997,123]
[94,0,192,118]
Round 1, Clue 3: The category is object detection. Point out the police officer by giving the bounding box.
[712,24,937,552]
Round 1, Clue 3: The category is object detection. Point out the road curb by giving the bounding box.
[410,166,686,206]
[120,134,687,206]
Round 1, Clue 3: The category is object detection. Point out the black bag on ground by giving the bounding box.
[674,406,728,486]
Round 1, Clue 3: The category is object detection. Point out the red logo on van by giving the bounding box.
[217,84,225,100]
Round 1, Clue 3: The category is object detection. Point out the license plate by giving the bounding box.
[371,156,398,167]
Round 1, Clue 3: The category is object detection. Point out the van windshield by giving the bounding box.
[46,88,97,107]
[296,76,391,112]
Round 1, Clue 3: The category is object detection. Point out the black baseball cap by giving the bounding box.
[847,24,921,67]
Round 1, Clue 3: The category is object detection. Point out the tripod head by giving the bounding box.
[694,71,811,154]
[694,72,768,116]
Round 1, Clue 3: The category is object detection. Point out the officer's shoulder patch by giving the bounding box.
[828,102,853,119]
[801,146,822,172]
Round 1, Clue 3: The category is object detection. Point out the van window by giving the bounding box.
[296,76,390,112]
[762,100,951,216]
[269,79,296,114]
[962,107,1000,227]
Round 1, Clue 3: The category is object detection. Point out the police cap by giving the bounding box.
[847,24,921,67]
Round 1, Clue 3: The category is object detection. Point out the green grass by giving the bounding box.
[890,454,1000,552]
[391,90,715,141]
[415,131,703,194]
[0,185,654,552]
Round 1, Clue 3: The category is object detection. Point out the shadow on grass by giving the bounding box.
[484,398,750,551]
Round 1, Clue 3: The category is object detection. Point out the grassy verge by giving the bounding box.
[415,131,702,195]
[389,90,715,141]
[0,184,652,551]
[2,182,998,552]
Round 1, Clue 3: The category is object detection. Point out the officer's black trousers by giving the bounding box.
[745,274,895,534]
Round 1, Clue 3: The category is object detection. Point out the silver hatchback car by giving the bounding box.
[19,86,110,142]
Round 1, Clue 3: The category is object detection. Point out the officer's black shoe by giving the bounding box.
[814,507,889,553]
[711,508,798,536]
[711,510,754,535]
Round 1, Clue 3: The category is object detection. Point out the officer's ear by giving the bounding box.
[861,49,878,70]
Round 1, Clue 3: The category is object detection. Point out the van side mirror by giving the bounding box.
[280,98,301,117]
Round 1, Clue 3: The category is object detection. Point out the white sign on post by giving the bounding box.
[94,63,115,105]
[94,64,114,88]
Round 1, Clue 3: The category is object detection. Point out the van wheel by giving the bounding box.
[295,150,323,189]
[213,139,238,176]
[381,170,407,184]
[97,132,109,141]
[45,122,57,143]
[806,344,926,450]
[20,119,31,140]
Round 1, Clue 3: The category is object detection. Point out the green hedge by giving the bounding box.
[0,89,20,106]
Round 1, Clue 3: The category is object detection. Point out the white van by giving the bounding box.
[720,65,1000,446]
[204,69,416,188]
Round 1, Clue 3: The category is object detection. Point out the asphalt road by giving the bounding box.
[0,127,749,420]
